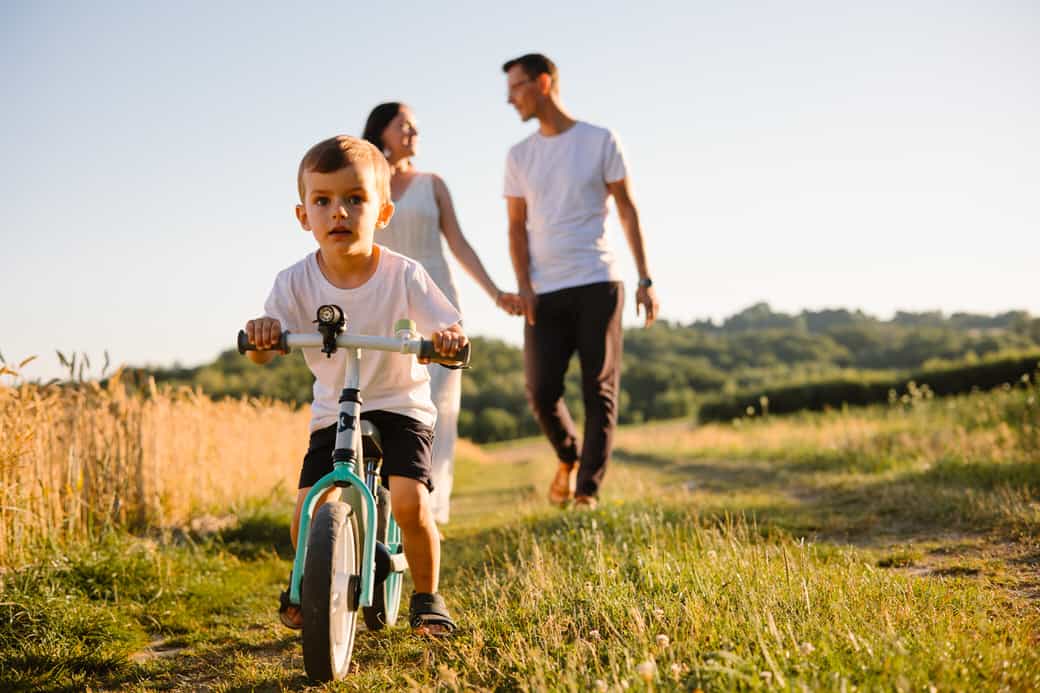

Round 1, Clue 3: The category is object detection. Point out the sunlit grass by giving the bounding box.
[1,371,1037,690]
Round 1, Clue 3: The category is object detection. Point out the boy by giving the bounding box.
[245,135,464,635]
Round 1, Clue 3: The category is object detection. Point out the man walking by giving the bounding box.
[502,53,660,509]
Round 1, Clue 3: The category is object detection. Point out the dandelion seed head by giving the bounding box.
[636,660,657,682]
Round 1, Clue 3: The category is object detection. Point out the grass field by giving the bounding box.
[1,381,1038,691]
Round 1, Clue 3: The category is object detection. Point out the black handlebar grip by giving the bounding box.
[419,339,471,369]
[237,330,290,355]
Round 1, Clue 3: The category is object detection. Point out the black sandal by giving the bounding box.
[408,592,456,636]
[279,573,303,630]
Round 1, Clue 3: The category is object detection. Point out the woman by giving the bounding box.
[363,102,520,524]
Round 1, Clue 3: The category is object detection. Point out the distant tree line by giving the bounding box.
[133,304,1040,442]
[698,352,1040,423]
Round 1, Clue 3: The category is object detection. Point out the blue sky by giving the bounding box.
[2,1,1038,380]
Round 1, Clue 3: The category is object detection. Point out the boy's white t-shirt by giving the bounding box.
[263,247,462,432]
[503,121,628,294]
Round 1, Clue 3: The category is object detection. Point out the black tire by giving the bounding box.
[301,502,360,682]
[362,485,403,630]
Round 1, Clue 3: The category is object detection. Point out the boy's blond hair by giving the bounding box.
[297,135,391,203]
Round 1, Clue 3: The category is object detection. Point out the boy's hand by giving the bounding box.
[245,317,284,351]
[422,323,468,363]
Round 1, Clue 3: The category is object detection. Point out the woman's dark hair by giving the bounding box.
[362,102,403,152]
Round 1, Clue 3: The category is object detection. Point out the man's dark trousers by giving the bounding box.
[523,281,624,498]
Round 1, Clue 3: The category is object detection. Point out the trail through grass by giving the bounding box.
[2,408,1039,691]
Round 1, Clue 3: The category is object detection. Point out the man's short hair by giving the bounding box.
[297,135,390,204]
[502,53,559,91]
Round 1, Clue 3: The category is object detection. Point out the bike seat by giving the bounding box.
[361,421,383,460]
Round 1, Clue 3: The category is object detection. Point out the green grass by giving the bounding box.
[2,388,1039,691]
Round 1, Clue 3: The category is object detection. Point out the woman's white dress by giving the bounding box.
[379,173,462,524]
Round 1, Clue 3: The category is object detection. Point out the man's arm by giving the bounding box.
[607,177,660,327]
[506,196,537,325]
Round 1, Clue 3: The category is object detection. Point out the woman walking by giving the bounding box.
[363,102,519,524]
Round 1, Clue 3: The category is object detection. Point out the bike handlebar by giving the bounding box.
[236,330,471,369]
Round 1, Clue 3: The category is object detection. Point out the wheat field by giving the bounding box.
[0,368,307,568]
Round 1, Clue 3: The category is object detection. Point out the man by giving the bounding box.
[502,53,660,509]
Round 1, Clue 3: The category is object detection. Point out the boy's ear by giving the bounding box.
[295,204,310,231]
[376,200,395,229]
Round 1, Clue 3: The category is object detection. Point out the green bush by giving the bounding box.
[699,353,1040,422]
[471,407,520,443]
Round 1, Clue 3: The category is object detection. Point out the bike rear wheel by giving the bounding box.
[302,502,360,682]
[363,485,404,630]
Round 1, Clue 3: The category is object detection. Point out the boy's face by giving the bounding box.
[295,162,393,257]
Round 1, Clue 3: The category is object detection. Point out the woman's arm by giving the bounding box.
[431,174,516,310]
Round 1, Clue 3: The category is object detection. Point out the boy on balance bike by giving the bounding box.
[244,135,464,646]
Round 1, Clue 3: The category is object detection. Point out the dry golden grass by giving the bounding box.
[615,394,1033,471]
[0,370,307,568]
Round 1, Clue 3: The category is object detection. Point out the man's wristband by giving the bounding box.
[637,277,653,289]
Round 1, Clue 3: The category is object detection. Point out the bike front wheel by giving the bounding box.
[302,501,360,682]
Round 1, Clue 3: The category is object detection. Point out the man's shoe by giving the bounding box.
[548,462,576,506]
[573,495,598,510]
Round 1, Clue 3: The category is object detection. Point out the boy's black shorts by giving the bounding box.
[298,410,434,491]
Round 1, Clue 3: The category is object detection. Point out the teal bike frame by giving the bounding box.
[291,344,377,608]
[237,313,468,615]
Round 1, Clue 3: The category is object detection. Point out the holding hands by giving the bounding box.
[494,283,658,328]
[515,288,538,326]
[496,290,524,318]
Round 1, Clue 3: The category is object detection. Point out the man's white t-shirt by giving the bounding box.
[503,121,628,294]
[263,247,462,432]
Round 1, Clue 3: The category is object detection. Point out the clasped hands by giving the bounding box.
[497,285,659,328]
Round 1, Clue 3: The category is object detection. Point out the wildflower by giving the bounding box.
[800,641,815,655]
[595,680,608,692]
[636,660,657,682]
[588,629,601,640]
[656,634,670,648]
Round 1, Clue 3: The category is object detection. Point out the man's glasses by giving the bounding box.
[508,78,534,94]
